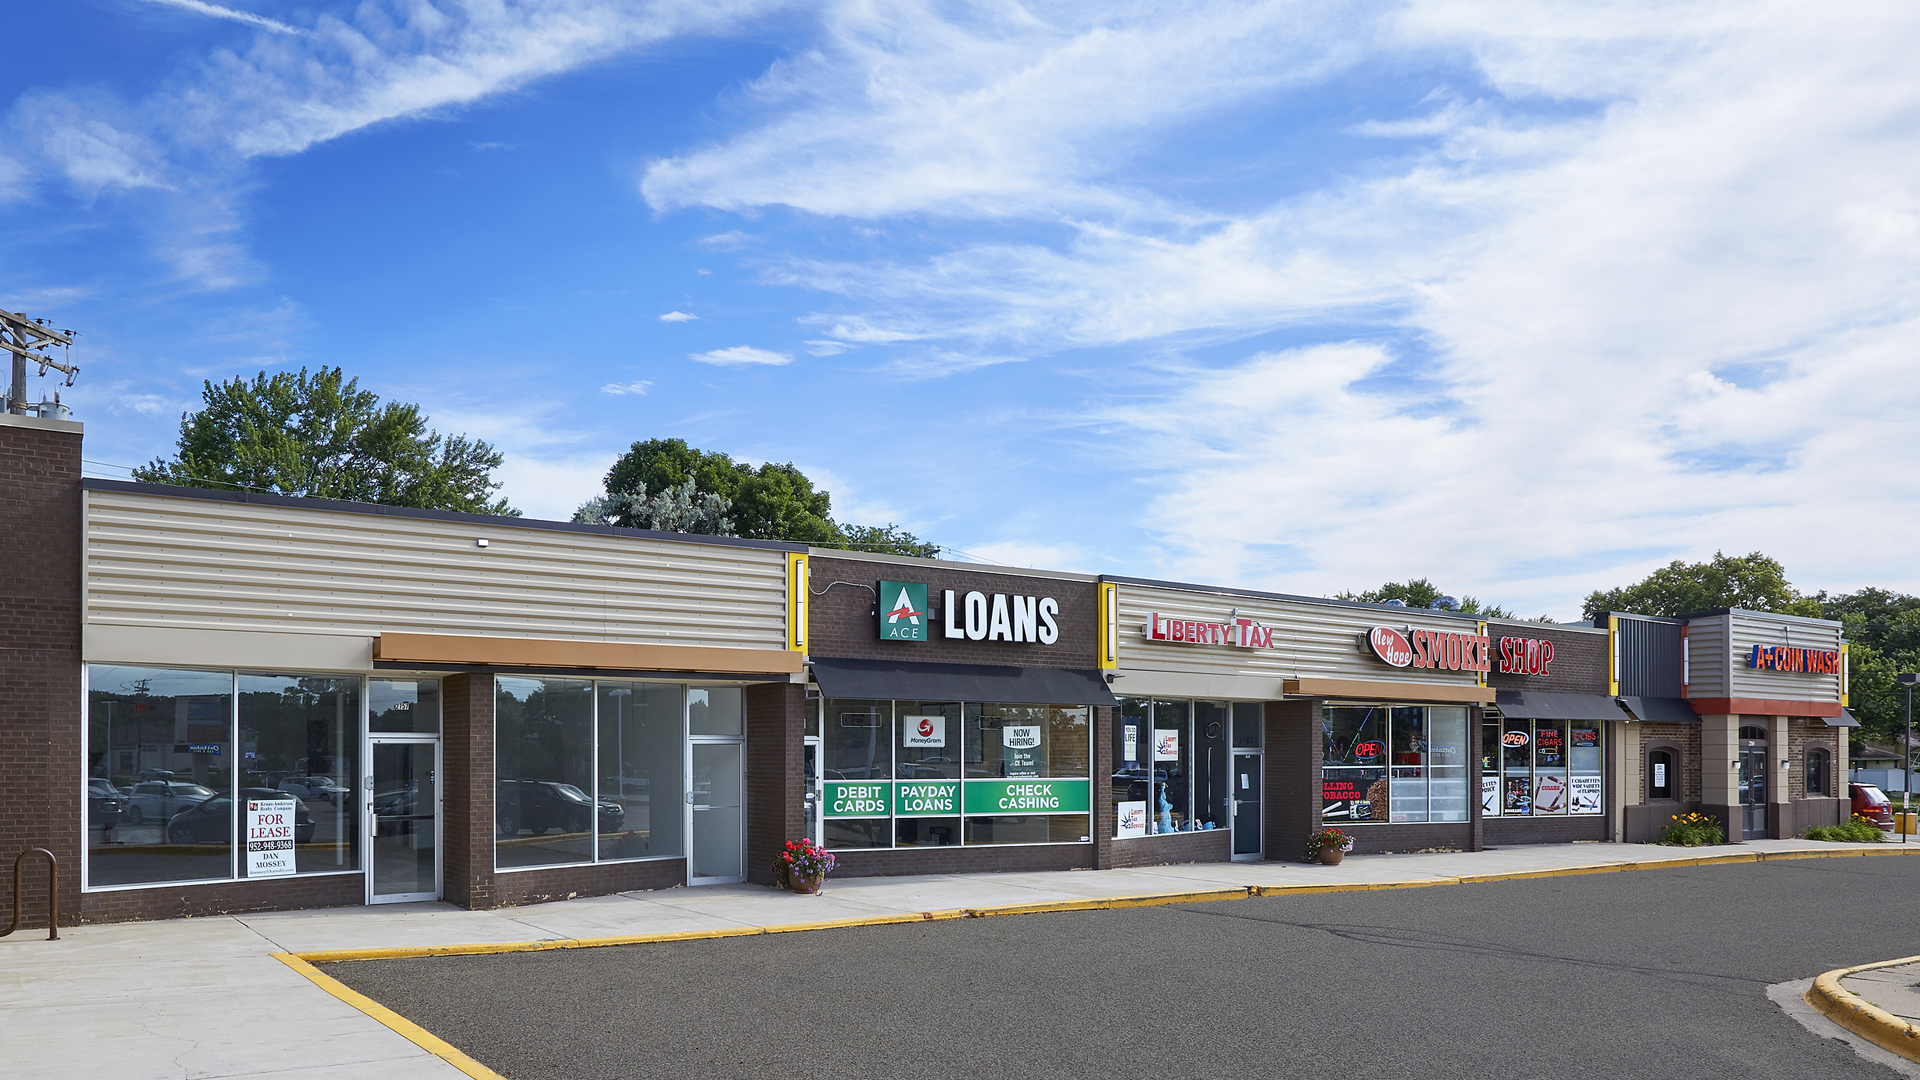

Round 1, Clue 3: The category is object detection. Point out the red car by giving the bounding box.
[1850,783,1895,830]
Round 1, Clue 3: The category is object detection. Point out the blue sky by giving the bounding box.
[7,0,1919,620]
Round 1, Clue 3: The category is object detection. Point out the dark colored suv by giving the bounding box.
[496,779,625,838]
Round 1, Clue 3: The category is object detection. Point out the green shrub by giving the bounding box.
[1806,815,1886,843]
[1657,811,1725,846]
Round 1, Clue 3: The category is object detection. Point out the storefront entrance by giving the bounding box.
[689,741,745,884]
[368,738,439,903]
[1231,752,1262,858]
[1738,729,1768,841]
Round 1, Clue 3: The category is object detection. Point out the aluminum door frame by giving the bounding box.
[1739,744,1768,841]
[687,736,747,886]
[1230,750,1264,860]
[365,735,443,905]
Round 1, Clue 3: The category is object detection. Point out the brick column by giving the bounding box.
[745,681,804,886]
[1468,708,1485,852]
[442,672,495,909]
[0,415,83,928]
[1092,705,1115,868]
[1265,698,1320,862]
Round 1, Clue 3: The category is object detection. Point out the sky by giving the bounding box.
[5,0,1918,621]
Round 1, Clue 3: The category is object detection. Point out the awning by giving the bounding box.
[1825,709,1862,728]
[1495,690,1629,722]
[1616,696,1701,724]
[809,656,1118,707]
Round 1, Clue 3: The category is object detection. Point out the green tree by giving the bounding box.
[134,367,514,515]
[589,438,937,554]
[1817,588,1920,741]
[1580,551,1820,621]
[1336,578,1521,619]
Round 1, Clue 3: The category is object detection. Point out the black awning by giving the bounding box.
[809,656,1118,708]
[1617,696,1701,724]
[1495,689,1629,722]
[1825,709,1862,728]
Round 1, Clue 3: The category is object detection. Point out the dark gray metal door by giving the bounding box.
[1232,753,1261,856]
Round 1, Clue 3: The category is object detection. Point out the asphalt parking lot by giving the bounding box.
[329,856,1920,1080]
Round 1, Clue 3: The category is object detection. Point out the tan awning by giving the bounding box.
[374,632,803,675]
[1282,676,1495,704]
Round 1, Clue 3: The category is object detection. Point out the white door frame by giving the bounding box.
[365,735,442,905]
[687,736,746,885]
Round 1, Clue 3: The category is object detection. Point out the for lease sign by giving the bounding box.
[245,798,298,878]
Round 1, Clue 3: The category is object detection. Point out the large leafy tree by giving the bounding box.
[1817,588,1920,742]
[1580,551,1820,620]
[134,367,515,515]
[1335,578,1525,620]
[583,438,936,554]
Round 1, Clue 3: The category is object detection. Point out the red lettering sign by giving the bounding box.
[1369,626,1413,667]
[1498,636,1555,676]
[1355,741,1385,760]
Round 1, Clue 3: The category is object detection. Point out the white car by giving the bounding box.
[124,780,215,825]
[279,776,351,805]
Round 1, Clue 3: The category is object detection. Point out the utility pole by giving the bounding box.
[1,309,78,415]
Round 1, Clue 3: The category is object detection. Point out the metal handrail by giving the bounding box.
[0,848,59,940]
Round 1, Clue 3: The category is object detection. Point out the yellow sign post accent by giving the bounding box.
[787,552,809,653]
[1097,581,1119,670]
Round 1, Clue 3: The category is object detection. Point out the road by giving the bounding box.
[329,855,1919,1080]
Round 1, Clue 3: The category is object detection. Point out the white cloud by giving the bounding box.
[958,540,1093,573]
[803,339,852,356]
[135,0,308,36]
[689,345,791,367]
[599,380,652,395]
[658,311,698,322]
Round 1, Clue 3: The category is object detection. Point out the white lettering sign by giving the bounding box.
[245,798,298,878]
[943,589,1059,645]
[1002,726,1041,750]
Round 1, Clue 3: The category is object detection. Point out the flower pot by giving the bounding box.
[1318,847,1345,866]
[788,869,824,894]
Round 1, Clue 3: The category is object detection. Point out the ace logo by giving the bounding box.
[879,581,929,642]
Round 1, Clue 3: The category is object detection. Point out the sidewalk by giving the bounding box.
[4,839,1910,1080]
[1809,952,1920,1065]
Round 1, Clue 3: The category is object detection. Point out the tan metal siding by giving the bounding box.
[1685,617,1729,698]
[1113,584,1483,690]
[1728,611,1843,703]
[84,490,789,650]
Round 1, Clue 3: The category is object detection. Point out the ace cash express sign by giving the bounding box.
[878,580,1061,645]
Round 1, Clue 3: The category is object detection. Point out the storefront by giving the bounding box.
[1103,576,1495,860]
[1481,623,1618,845]
[800,552,1113,876]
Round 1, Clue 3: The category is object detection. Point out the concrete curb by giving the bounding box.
[1805,955,1920,1063]
[274,951,508,1080]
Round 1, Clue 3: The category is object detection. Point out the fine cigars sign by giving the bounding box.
[1142,612,1275,649]
[1363,625,1491,673]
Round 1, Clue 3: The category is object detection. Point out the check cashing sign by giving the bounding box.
[823,779,1090,817]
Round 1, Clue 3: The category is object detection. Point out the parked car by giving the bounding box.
[165,789,315,845]
[278,776,351,805]
[1851,782,1896,830]
[125,780,215,825]
[496,779,624,838]
[88,777,128,828]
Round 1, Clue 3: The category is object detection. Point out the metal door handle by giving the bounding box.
[685,792,697,804]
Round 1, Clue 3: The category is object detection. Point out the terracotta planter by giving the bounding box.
[788,869,824,894]
[1318,847,1345,866]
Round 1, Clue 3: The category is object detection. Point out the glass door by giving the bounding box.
[1739,745,1767,840]
[689,742,744,884]
[1232,752,1262,858]
[368,739,439,903]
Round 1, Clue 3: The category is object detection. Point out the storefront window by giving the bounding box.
[828,699,1091,849]
[370,678,440,734]
[1194,701,1231,833]
[1151,699,1191,834]
[1324,704,1468,824]
[495,677,595,869]
[238,674,360,875]
[1114,698,1150,837]
[689,687,744,736]
[87,665,235,887]
[598,683,684,861]
[1487,716,1605,817]
[1647,747,1675,801]
[1807,748,1830,796]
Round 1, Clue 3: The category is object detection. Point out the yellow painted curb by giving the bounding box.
[274,952,506,1080]
[1804,954,1920,1062]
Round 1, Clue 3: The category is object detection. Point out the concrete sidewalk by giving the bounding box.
[4,839,1911,1080]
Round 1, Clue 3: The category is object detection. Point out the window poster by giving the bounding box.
[902,715,945,747]
[1153,729,1181,761]
[1504,775,1533,815]
[1569,775,1603,814]
[1653,762,1667,788]
[1321,778,1367,820]
[1116,800,1147,838]
[1481,775,1500,816]
[1002,725,1041,777]
[1534,773,1568,814]
[245,798,298,878]
[1123,722,1139,766]
[1570,728,1600,748]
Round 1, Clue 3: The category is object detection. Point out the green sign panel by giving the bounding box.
[877,580,928,642]
[823,781,892,818]
[963,779,1091,815]
[895,781,960,817]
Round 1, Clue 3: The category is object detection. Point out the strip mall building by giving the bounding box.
[0,414,1856,923]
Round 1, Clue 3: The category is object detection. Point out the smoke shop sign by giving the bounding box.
[1365,626,1491,673]
[1143,612,1275,649]
[1497,636,1555,676]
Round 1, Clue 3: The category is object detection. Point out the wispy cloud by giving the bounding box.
[600,380,653,395]
[803,339,851,356]
[135,0,308,36]
[690,345,791,367]
[658,311,698,322]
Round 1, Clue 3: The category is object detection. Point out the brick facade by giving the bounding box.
[807,556,1099,670]
[0,419,82,929]
[1486,624,1608,696]
[1265,698,1320,861]
[745,681,805,885]
[442,672,494,909]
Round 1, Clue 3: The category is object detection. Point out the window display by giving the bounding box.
[1485,717,1604,816]
[1113,698,1232,838]
[1322,703,1469,824]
